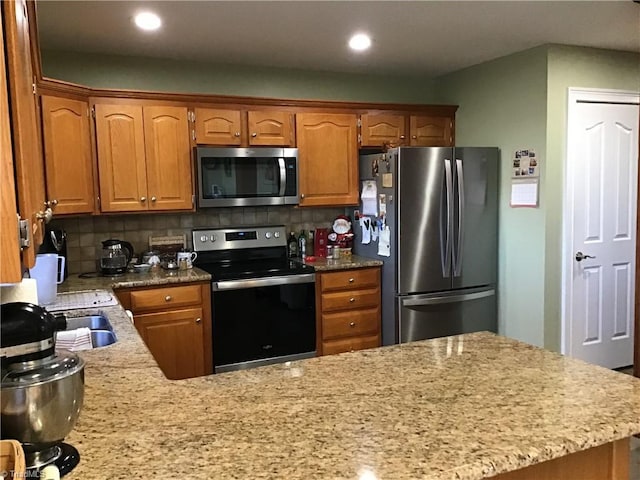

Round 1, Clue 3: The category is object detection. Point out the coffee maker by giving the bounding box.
[0,302,85,476]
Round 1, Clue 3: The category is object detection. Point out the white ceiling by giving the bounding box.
[36,1,640,77]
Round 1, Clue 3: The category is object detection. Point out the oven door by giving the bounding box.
[212,274,316,372]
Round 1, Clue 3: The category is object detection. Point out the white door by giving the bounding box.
[564,89,639,369]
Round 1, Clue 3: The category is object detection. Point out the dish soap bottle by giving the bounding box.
[298,230,307,258]
[288,232,298,258]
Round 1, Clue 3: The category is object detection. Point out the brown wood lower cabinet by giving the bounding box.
[316,267,381,355]
[115,282,213,379]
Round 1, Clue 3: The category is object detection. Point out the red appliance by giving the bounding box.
[314,228,329,258]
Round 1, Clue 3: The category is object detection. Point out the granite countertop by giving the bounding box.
[58,267,211,292]
[63,298,640,480]
[303,254,383,271]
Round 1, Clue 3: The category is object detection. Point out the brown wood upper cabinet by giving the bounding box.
[296,113,359,207]
[409,115,454,146]
[360,113,407,147]
[41,96,95,215]
[194,108,294,146]
[3,0,46,269]
[94,103,193,212]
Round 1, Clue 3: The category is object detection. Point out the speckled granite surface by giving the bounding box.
[58,267,211,292]
[303,254,383,271]
[61,300,640,479]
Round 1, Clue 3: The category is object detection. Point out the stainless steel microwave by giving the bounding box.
[195,147,299,208]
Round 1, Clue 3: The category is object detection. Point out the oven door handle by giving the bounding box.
[212,273,316,291]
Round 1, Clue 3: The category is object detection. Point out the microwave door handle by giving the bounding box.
[278,158,286,196]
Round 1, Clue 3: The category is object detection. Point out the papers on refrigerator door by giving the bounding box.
[359,217,371,244]
[361,180,378,216]
[377,226,391,257]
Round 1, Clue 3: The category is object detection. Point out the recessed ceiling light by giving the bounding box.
[134,11,162,31]
[348,33,371,52]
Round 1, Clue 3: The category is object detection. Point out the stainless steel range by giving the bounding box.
[192,225,316,373]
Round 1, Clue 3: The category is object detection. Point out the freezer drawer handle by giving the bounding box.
[401,289,495,307]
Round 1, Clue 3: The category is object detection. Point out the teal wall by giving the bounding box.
[41,50,438,104]
[543,46,640,351]
[434,47,549,346]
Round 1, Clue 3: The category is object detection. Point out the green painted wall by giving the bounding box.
[543,46,640,351]
[41,50,438,103]
[434,46,549,346]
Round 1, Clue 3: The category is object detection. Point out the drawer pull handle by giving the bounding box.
[349,297,356,303]
[165,295,172,302]
[350,322,356,327]
[195,317,202,324]
[348,278,355,283]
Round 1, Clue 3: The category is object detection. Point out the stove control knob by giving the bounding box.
[265,232,272,239]
[274,232,280,239]
[200,235,207,243]
[210,234,217,242]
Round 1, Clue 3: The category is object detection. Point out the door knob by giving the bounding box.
[575,251,596,262]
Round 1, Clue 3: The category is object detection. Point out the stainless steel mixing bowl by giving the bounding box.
[1,352,85,446]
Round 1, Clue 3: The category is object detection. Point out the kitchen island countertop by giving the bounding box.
[63,295,640,480]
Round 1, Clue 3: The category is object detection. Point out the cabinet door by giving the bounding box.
[143,106,193,211]
[360,113,407,147]
[95,104,148,212]
[296,113,358,206]
[248,111,294,146]
[0,8,21,283]
[3,0,46,268]
[409,115,454,147]
[41,96,95,214]
[194,108,241,145]
[135,307,205,380]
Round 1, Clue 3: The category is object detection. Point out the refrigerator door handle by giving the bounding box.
[454,159,465,276]
[443,159,453,277]
[401,289,495,307]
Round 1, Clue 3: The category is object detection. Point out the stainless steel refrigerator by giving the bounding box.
[353,147,498,345]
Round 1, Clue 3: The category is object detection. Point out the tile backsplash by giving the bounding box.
[52,206,345,274]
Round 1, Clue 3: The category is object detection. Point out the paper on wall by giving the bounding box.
[377,226,391,257]
[510,179,538,207]
[361,180,377,216]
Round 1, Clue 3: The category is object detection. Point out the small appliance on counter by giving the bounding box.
[38,227,68,280]
[99,239,134,275]
[0,302,85,477]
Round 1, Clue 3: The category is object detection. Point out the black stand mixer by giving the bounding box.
[1,302,85,476]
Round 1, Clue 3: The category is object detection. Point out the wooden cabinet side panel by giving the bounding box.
[143,106,193,211]
[3,0,46,268]
[248,111,294,146]
[135,307,205,380]
[0,6,22,283]
[296,113,358,206]
[194,108,241,145]
[94,104,147,212]
[41,96,95,214]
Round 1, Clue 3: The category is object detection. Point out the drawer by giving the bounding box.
[130,284,202,313]
[320,268,379,292]
[321,287,380,312]
[322,334,380,356]
[322,308,380,341]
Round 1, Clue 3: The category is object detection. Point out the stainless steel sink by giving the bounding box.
[63,315,118,348]
[90,330,117,348]
[65,315,113,331]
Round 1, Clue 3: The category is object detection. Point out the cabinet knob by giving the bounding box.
[45,199,58,209]
[349,297,356,303]
[151,196,157,202]
[399,135,406,140]
[300,193,305,199]
[348,277,355,283]
[251,132,257,137]
[140,196,147,202]
[165,295,172,302]
[195,317,202,324]
[234,132,241,137]
[412,135,417,139]
[350,322,356,327]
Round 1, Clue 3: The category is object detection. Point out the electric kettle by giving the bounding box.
[99,239,134,275]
